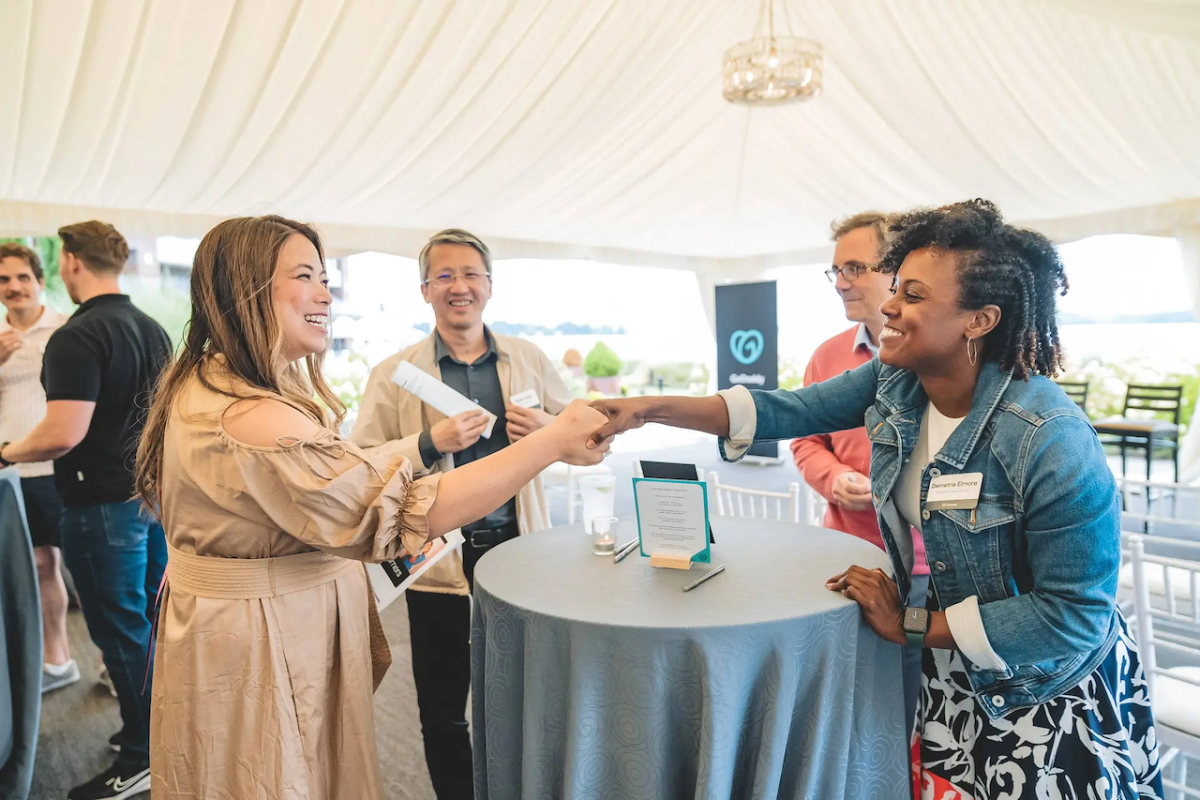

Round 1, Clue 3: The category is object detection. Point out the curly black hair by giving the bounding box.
[876,199,1069,380]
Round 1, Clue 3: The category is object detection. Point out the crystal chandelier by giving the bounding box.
[722,0,823,106]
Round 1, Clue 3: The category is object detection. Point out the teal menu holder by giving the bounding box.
[631,477,712,564]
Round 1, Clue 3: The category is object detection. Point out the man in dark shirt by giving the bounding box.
[351,229,573,800]
[416,332,517,537]
[0,221,171,800]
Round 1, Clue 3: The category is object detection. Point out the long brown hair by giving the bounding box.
[135,215,345,513]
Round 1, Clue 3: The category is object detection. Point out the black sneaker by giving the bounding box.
[108,732,121,752]
[67,762,150,799]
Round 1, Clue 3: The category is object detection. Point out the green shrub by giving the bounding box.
[323,352,373,412]
[584,342,622,377]
[1059,358,1199,432]
[779,358,805,391]
[125,283,191,351]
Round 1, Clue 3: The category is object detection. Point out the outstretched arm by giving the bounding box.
[588,360,883,455]
[587,394,731,446]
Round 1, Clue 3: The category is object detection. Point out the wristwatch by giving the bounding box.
[901,606,930,647]
[0,442,12,468]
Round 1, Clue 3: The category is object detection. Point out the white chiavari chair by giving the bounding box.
[1129,534,1200,798]
[707,471,801,523]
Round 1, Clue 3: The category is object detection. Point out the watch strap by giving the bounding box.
[901,605,929,648]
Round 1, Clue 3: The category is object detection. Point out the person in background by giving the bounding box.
[0,222,172,800]
[0,242,75,692]
[587,200,1161,799]
[790,212,930,733]
[793,212,894,543]
[351,228,574,800]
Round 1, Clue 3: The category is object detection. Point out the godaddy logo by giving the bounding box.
[729,329,764,365]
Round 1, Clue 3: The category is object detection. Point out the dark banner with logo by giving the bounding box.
[715,281,778,458]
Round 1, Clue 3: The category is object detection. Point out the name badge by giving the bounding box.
[509,389,541,409]
[925,472,983,510]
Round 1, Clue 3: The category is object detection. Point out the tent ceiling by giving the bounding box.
[2,0,1198,270]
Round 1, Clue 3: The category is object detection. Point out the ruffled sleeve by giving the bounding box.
[220,427,441,562]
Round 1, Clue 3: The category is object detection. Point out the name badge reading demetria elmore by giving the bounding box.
[925,473,983,510]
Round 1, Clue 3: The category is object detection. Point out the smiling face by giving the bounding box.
[832,226,893,325]
[879,247,994,373]
[420,243,491,333]
[271,232,332,363]
[0,256,44,315]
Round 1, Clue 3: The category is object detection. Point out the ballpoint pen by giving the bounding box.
[613,539,639,563]
[682,564,725,592]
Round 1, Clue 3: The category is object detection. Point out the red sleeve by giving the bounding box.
[790,353,853,502]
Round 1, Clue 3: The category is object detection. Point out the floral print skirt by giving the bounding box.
[913,614,1163,800]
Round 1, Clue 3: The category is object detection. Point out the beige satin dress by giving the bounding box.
[149,363,440,800]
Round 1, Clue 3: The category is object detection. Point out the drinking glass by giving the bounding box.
[578,474,616,535]
[591,516,618,555]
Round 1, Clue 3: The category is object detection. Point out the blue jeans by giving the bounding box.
[60,499,167,769]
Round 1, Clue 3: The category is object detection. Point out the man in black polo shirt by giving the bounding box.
[0,221,171,800]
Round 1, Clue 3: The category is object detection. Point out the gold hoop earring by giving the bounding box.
[967,337,978,366]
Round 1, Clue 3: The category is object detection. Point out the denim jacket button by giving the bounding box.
[933,561,947,573]
[971,663,982,672]
[991,695,1005,707]
[929,468,941,478]
[921,509,931,521]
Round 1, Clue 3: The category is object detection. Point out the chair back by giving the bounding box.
[1128,535,1200,727]
[708,471,801,523]
[1123,384,1184,425]
[1119,478,1200,535]
[1054,380,1089,413]
[803,482,828,527]
[1116,479,1200,616]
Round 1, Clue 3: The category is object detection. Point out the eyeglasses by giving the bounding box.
[425,271,490,288]
[824,263,873,283]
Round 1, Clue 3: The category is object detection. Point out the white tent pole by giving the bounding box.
[1174,227,1200,483]
[693,270,721,395]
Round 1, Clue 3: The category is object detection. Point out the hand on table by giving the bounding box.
[506,404,554,443]
[825,565,905,645]
[831,471,873,512]
[549,399,613,465]
[0,330,22,366]
[430,410,489,454]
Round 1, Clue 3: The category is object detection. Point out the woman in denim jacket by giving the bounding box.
[591,200,1161,799]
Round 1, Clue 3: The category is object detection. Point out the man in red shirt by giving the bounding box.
[791,212,928,734]
[792,212,895,545]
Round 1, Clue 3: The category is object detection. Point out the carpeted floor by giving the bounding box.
[33,594,436,800]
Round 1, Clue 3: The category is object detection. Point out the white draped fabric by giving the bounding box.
[2,0,1198,472]
[1,0,1197,267]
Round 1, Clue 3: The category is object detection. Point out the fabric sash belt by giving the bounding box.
[165,541,358,599]
[163,541,393,690]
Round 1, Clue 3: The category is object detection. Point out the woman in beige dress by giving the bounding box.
[134,215,610,800]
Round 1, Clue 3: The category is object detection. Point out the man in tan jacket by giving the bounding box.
[350,229,573,800]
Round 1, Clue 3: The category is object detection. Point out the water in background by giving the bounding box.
[1059,323,1199,372]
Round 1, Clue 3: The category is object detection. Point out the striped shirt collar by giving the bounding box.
[854,323,879,356]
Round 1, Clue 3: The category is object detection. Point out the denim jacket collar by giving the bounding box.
[876,360,1014,469]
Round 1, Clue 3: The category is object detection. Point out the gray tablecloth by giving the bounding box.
[471,518,908,800]
[0,467,41,800]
